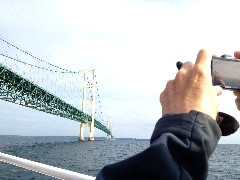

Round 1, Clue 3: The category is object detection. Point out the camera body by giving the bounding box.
[212,55,240,90]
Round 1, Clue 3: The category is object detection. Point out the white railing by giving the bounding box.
[0,152,95,180]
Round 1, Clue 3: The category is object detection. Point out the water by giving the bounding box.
[0,136,239,180]
[208,144,240,179]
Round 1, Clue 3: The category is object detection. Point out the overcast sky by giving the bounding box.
[0,0,240,143]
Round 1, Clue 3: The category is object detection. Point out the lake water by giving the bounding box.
[0,136,239,179]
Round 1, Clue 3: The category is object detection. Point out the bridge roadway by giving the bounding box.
[0,63,111,135]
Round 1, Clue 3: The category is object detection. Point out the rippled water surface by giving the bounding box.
[209,144,240,180]
[0,136,239,179]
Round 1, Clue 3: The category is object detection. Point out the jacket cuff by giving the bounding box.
[150,110,222,145]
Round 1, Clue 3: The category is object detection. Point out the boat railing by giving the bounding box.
[0,152,96,180]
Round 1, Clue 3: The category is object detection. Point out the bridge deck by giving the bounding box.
[0,63,111,135]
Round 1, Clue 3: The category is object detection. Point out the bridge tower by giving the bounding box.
[107,117,114,140]
[79,69,96,141]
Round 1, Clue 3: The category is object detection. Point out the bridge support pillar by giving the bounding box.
[80,69,96,141]
[79,121,94,141]
[107,117,113,140]
[79,123,87,141]
[89,121,94,141]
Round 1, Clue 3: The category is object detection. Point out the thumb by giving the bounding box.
[195,49,212,75]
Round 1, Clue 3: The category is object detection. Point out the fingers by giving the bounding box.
[235,98,240,111]
[175,61,194,80]
[233,90,240,111]
[160,80,175,115]
[194,49,212,75]
[233,90,240,97]
[160,80,174,102]
[234,51,240,59]
[160,49,220,119]
[180,61,194,71]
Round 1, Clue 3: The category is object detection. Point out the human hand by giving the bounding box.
[160,49,223,120]
[233,51,240,110]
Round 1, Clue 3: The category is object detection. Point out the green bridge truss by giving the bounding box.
[0,63,111,135]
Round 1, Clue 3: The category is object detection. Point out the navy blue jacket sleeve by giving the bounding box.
[96,110,222,180]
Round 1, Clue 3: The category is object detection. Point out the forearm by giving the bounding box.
[96,111,221,180]
[151,110,222,179]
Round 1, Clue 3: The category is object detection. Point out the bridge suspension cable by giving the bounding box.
[0,36,77,72]
[0,35,112,137]
[0,53,84,73]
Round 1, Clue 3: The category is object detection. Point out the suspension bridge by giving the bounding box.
[0,36,113,141]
